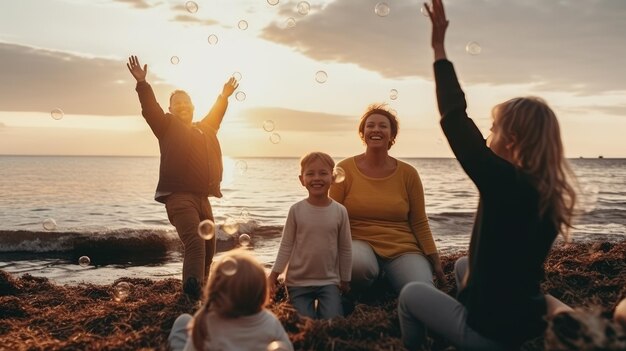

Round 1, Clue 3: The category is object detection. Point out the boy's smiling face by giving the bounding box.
[299,158,333,198]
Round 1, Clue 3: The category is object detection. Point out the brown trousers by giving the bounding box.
[165,192,216,285]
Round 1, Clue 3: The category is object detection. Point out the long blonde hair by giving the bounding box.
[492,97,577,238]
[191,250,269,351]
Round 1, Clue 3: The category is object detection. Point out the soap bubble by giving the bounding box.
[238,20,248,30]
[170,56,180,65]
[235,91,246,101]
[43,218,57,231]
[239,208,250,220]
[220,257,238,276]
[389,89,398,100]
[113,281,132,302]
[267,0,279,5]
[185,1,198,14]
[198,219,216,240]
[285,17,296,28]
[235,160,248,175]
[50,108,64,120]
[232,71,242,81]
[374,2,390,17]
[333,166,346,183]
[238,233,251,247]
[297,1,310,15]
[263,120,275,132]
[269,133,281,144]
[78,256,91,267]
[223,217,240,235]
[267,341,290,351]
[207,34,218,45]
[315,70,328,84]
[466,41,482,55]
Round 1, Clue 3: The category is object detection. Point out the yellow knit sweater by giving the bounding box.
[329,157,437,258]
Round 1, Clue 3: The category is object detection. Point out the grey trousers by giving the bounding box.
[168,313,192,351]
[287,284,343,319]
[398,256,507,351]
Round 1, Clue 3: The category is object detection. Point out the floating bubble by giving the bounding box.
[207,34,218,45]
[465,41,482,55]
[269,132,281,144]
[315,70,328,84]
[389,89,398,100]
[297,1,310,15]
[50,108,64,120]
[263,120,275,132]
[267,341,290,351]
[42,218,57,231]
[223,217,240,235]
[333,166,346,183]
[238,20,248,30]
[285,17,296,28]
[420,5,429,17]
[78,256,91,267]
[185,1,198,14]
[374,2,390,17]
[235,91,246,101]
[235,160,248,175]
[170,56,180,65]
[198,219,216,240]
[238,233,251,247]
[239,208,250,220]
[113,281,132,302]
[220,257,238,276]
[232,71,242,81]
[267,0,279,6]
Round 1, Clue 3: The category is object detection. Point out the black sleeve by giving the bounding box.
[434,59,514,192]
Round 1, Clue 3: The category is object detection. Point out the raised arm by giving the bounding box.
[127,55,169,138]
[424,0,449,61]
[199,77,239,132]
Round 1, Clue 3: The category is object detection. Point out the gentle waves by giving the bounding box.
[0,156,624,284]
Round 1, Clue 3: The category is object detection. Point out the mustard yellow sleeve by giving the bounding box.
[329,159,349,204]
[406,165,438,255]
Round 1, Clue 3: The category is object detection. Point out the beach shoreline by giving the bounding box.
[1,240,625,350]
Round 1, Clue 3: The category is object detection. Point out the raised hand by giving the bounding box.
[424,0,449,60]
[127,55,147,82]
[221,77,239,98]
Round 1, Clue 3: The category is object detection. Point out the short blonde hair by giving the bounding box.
[300,151,335,174]
[191,250,268,351]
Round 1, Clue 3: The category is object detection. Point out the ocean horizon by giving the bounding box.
[1,155,624,285]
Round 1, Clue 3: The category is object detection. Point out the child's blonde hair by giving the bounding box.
[300,152,335,174]
[492,96,577,238]
[191,250,268,351]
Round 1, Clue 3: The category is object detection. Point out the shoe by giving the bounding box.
[183,277,201,300]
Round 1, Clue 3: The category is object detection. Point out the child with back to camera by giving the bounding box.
[168,250,293,351]
[268,152,352,319]
[397,1,578,349]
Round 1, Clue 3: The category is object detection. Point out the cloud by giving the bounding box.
[238,107,356,132]
[0,42,177,116]
[564,104,626,117]
[260,0,626,95]
[112,0,155,9]
[170,14,219,26]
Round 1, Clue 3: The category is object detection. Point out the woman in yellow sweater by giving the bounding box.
[330,105,445,293]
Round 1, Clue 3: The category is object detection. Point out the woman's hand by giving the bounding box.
[424,0,449,61]
[126,55,147,82]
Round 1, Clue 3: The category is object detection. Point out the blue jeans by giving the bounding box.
[287,285,343,319]
[351,239,434,293]
[398,257,507,351]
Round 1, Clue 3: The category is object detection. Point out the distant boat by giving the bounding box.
[598,155,604,159]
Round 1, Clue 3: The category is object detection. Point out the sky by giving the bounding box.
[0,0,625,158]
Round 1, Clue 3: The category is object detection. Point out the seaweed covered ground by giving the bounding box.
[1,240,625,351]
